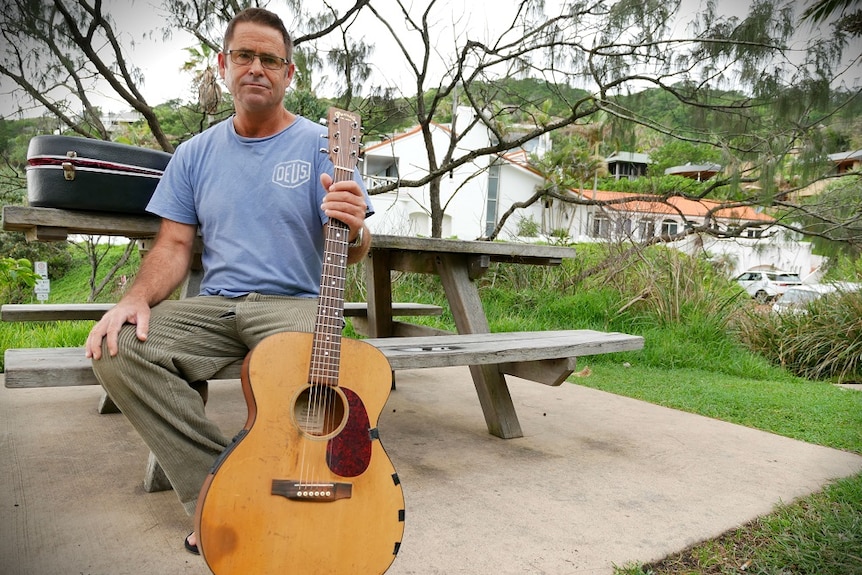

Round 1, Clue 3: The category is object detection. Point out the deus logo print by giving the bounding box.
[272,160,312,188]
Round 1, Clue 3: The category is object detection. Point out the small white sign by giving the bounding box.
[34,279,51,294]
[36,292,49,301]
[34,261,48,278]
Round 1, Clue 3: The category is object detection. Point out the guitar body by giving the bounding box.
[195,331,405,574]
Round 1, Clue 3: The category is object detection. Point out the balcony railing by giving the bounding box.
[364,175,399,191]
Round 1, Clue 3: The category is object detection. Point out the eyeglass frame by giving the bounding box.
[225,49,290,71]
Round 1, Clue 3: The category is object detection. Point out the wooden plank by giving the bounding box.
[4,348,102,387]
[27,226,69,242]
[1,302,443,322]
[434,252,522,438]
[1,210,575,266]
[2,303,114,321]
[2,205,160,239]
[371,234,576,266]
[3,348,241,388]
[351,318,451,338]
[365,330,644,370]
[2,330,644,388]
[500,357,578,387]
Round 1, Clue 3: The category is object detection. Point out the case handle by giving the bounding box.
[62,151,77,181]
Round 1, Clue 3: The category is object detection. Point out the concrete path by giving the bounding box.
[2,367,861,575]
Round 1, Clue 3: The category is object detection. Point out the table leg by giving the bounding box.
[365,249,395,337]
[435,254,523,439]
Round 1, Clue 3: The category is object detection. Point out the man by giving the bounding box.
[84,7,372,554]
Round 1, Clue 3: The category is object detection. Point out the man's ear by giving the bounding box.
[217,51,227,80]
[284,62,296,86]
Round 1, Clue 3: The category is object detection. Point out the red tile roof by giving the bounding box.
[576,191,774,222]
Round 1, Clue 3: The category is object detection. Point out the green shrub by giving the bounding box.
[0,256,40,304]
[735,289,862,383]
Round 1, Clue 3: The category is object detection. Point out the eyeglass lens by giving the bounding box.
[229,50,285,70]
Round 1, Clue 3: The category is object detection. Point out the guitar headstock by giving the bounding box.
[326,108,362,184]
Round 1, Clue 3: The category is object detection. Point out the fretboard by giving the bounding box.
[308,108,361,387]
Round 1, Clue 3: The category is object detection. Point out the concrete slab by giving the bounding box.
[2,367,861,575]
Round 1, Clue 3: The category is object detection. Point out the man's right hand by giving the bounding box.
[84,218,196,361]
[85,297,151,360]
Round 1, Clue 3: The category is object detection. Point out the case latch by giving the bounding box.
[62,151,77,181]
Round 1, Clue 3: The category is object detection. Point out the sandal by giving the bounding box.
[184,532,199,555]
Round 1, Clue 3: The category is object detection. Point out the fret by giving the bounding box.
[308,107,361,387]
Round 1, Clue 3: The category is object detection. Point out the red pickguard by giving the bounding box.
[327,387,372,477]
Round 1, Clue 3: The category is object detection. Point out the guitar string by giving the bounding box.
[303,220,348,488]
[303,228,338,486]
[299,114,356,492]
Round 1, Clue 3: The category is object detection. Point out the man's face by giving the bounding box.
[218,22,295,114]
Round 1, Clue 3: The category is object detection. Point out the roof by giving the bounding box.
[827,150,862,163]
[575,190,774,223]
[363,122,451,153]
[664,163,722,178]
[364,125,422,153]
[606,151,651,164]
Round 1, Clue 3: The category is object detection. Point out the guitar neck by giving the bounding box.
[309,108,361,387]
[309,220,349,386]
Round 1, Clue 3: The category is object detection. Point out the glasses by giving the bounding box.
[226,50,289,71]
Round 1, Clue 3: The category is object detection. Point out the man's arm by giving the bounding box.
[346,223,370,264]
[320,173,370,264]
[85,219,197,359]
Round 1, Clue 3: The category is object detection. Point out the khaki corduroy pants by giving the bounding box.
[91,293,317,516]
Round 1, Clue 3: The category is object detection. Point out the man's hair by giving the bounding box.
[224,7,293,62]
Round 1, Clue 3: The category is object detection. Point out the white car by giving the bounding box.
[772,282,861,314]
[734,270,802,303]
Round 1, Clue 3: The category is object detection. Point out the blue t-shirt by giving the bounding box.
[147,115,373,298]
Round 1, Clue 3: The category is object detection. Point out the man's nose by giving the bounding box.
[247,56,266,73]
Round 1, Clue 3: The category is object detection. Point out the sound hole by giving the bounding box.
[293,385,348,439]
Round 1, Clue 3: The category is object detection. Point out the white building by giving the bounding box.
[362,106,551,239]
[361,107,823,278]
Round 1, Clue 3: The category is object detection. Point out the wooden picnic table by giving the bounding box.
[362,234,577,438]
[2,206,640,441]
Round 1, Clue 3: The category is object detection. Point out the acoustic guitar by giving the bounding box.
[195,108,405,574]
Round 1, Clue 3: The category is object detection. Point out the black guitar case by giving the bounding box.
[26,135,172,215]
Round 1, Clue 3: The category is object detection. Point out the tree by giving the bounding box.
[1,0,859,247]
[647,141,724,178]
[0,0,371,150]
[358,0,860,241]
[802,0,862,36]
[0,0,176,150]
[72,237,137,302]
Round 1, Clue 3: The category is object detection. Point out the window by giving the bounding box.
[618,218,632,237]
[661,219,678,236]
[745,227,764,238]
[638,219,655,240]
[484,164,501,236]
[591,215,611,238]
[364,156,400,190]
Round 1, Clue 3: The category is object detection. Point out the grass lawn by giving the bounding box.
[580,363,862,454]
[2,255,860,574]
[577,362,862,575]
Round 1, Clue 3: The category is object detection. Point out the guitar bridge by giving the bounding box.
[271,480,353,502]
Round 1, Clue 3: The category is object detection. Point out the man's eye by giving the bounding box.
[261,56,278,66]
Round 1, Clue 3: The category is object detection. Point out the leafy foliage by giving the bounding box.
[791,177,862,260]
[647,140,724,177]
[0,256,40,303]
[734,289,862,383]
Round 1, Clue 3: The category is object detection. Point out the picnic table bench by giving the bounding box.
[3,205,644,491]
